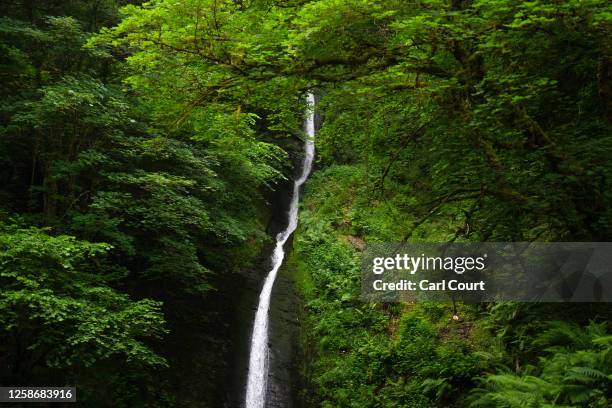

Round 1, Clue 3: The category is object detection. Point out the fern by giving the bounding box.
[470,321,612,408]
[565,366,607,381]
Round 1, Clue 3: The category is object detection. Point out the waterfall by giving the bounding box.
[245,93,316,408]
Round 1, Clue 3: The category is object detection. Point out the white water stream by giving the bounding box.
[245,93,315,408]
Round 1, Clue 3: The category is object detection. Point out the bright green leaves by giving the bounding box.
[0,226,110,281]
[0,225,166,370]
[189,105,288,184]
[92,0,302,133]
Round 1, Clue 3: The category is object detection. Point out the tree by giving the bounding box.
[0,223,166,384]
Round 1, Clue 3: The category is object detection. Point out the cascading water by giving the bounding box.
[245,93,315,408]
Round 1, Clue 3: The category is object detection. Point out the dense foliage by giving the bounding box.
[287,1,611,406]
[0,1,294,405]
[0,0,610,406]
[292,167,612,407]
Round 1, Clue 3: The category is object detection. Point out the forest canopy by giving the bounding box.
[0,0,610,407]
